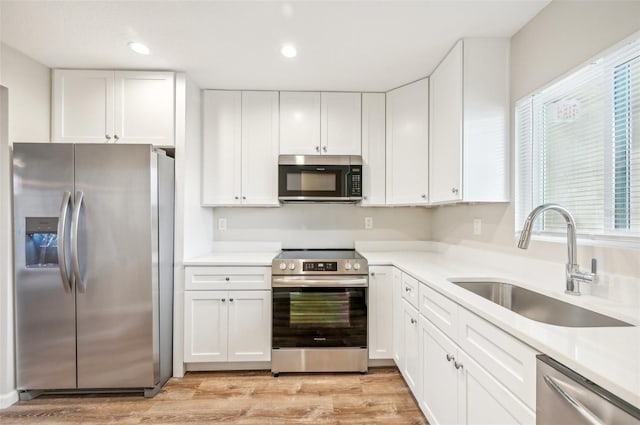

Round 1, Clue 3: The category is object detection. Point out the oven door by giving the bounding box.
[278,164,350,201]
[272,276,367,349]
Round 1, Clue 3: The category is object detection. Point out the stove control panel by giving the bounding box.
[303,262,338,272]
[272,257,368,275]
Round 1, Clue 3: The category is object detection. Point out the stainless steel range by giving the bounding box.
[271,249,369,376]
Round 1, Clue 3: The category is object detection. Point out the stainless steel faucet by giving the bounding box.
[517,203,597,295]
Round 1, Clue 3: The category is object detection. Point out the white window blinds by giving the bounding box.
[516,36,640,239]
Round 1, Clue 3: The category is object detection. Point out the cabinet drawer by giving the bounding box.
[418,283,458,339]
[457,308,538,410]
[185,266,271,290]
[401,273,419,309]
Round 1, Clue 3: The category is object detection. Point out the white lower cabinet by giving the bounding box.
[458,351,535,425]
[368,266,394,359]
[420,316,535,425]
[402,299,422,398]
[392,267,403,366]
[420,316,459,425]
[183,266,271,364]
[392,268,537,424]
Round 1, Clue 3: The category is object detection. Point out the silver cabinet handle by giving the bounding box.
[234,196,239,200]
[451,188,459,194]
[371,272,375,276]
[230,298,234,302]
[405,287,411,292]
[221,298,226,302]
[446,354,455,362]
[421,194,426,199]
[113,135,119,141]
[105,134,111,141]
[454,361,464,370]
[543,375,605,425]
[410,318,417,324]
[315,146,320,152]
[242,196,246,200]
[322,146,327,152]
[71,191,86,293]
[363,195,368,200]
[57,191,73,293]
[225,277,230,281]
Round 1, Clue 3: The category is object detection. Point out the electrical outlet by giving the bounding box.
[218,218,227,231]
[364,217,373,230]
[473,218,482,235]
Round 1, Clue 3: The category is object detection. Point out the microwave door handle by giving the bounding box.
[57,191,73,293]
[345,168,351,196]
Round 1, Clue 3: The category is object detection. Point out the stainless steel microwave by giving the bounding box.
[278,155,363,202]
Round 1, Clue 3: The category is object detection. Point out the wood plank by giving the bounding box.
[0,367,428,424]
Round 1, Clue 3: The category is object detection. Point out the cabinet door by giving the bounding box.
[429,41,463,204]
[241,91,280,206]
[320,92,361,155]
[420,317,459,425]
[386,78,429,205]
[184,291,228,362]
[361,93,386,205]
[52,70,114,143]
[201,90,242,205]
[114,71,175,146]
[227,290,271,362]
[392,267,403,367]
[368,266,393,359]
[458,351,536,425]
[402,299,421,398]
[279,91,321,155]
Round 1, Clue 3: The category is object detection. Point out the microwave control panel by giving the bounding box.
[350,167,362,196]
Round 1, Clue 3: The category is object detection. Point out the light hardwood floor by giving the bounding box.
[0,367,428,424]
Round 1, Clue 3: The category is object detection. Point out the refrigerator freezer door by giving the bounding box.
[13,143,77,390]
[74,144,157,388]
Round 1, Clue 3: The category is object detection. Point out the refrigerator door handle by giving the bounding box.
[71,191,86,293]
[57,191,73,293]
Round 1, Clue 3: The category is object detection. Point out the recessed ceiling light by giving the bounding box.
[128,42,150,55]
[281,44,297,58]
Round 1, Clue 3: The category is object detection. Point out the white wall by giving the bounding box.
[0,43,50,143]
[173,75,214,376]
[213,205,431,248]
[430,1,640,278]
[0,42,50,408]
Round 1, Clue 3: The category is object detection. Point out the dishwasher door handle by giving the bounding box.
[543,375,605,425]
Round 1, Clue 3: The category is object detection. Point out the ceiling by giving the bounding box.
[0,1,549,92]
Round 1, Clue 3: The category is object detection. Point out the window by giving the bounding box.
[516,36,640,240]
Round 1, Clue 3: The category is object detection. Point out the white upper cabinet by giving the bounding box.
[202,90,242,206]
[386,78,429,205]
[429,39,510,204]
[52,70,115,143]
[201,90,280,207]
[280,91,362,155]
[429,41,463,203]
[279,91,321,155]
[114,71,175,145]
[361,93,386,206]
[240,91,280,206]
[52,69,175,146]
[320,92,362,155]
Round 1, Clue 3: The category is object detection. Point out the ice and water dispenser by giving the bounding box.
[25,217,59,268]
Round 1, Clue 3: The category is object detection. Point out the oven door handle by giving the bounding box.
[272,277,368,287]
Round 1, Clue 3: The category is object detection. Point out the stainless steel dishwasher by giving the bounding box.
[537,355,640,425]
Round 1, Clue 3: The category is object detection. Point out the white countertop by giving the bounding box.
[359,248,640,408]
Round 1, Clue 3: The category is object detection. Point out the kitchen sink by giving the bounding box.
[449,279,633,327]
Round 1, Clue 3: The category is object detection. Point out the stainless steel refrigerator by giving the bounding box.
[12,143,174,399]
